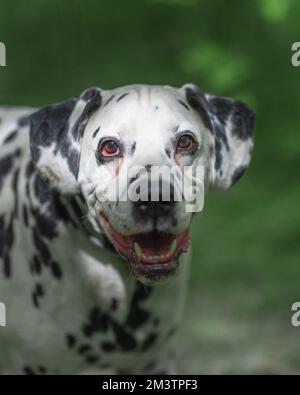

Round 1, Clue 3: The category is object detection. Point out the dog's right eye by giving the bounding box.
[99,139,120,158]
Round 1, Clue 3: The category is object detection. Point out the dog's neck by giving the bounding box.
[61,193,116,252]
[28,168,117,258]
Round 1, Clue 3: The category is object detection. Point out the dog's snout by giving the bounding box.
[133,183,175,219]
[134,199,174,218]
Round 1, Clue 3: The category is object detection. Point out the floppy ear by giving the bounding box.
[30,87,102,194]
[184,84,255,189]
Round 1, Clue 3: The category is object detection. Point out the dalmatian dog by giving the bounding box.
[0,84,255,374]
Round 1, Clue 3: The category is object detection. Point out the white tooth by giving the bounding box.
[134,242,142,257]
[169,240,177,254]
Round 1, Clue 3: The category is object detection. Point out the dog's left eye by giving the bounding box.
[176,134,197,152]
[100,140,120,157]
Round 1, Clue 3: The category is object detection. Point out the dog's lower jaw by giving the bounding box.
[98,211,190,283]
[128,259,180,285]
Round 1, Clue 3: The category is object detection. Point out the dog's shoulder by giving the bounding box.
[0,106,36,153]
[0,106,36,216]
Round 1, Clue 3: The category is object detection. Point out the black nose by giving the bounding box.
[134,184,175,219]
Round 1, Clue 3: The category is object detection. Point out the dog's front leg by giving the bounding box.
[78,248,130,311]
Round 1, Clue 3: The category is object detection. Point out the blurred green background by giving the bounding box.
[1,0,300,374]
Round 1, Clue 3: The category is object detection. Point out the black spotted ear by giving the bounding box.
[30,87,102,194]
[183,84,255,189]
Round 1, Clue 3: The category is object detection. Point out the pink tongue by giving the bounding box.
[133,232,175,256]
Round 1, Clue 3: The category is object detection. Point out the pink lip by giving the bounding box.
[99,210,190,266]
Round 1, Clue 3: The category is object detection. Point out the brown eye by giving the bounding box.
[177,134,196,151]
[100,140,120,157]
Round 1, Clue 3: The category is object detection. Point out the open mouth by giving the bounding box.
[100,212,190,281]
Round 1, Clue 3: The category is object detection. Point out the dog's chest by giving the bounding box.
[30,238,187,374]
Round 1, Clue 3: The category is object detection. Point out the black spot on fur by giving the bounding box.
[23,205,29,227]
[12,169,20,217]
[50,193,78,228]
[112,321,137,351]
[50,261,63,279]
[104,95,115,106]
[32,283,44,308]
[177,99,190,111]
[101,341,116,352]
[3,130,18,144]
[0,150,20,191]
[3,255,11,278]
[31,226,63,279]
[60,142,80,178]
[81,87,101,102]
[208,93,255,178]
[185,87,213,131]
[71,89,101,141]
[78,344,92,355]
[117,92,130,102]
[126,305,150,330]
[141,333,158,351]
[214,136,222,171]
[208,95,255,141]
[231,165,247,185]
[111,298,118,311]
[82,324,93,337]
[1,216,14,278]
[25,161,35,178]
[18,115,30,127]
[0,217,4,257]
[30,255,42,275]
[86,355,99,364]
[38,366,47,374]
[32,228,51,263]
[231,102,255,141]
[82,308,109,337]
[12,169,19,193]
[126,283,152,329]
[69,195,86,219]
[23,365,47,375]
[66,333,77,348]
[214,121,229,151]
[23,366,36,375]
[31,208,58,240]
[34,173,50,204]
[130,141,136,155]
[165,148,171,158]
[208,96,232,124]
[92,127,100,138]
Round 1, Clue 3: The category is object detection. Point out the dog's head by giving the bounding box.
[30,84,255,284]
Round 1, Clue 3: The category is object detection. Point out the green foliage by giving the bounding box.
[257,0,294,22]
